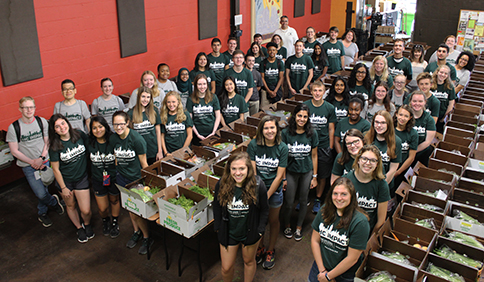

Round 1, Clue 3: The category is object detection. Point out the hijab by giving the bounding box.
[176,68,192,95]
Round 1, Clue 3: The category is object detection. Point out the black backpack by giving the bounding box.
[13,116,44,143]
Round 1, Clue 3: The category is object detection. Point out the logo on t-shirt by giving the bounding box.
[326,48,341,57]
[388,67,404,76]
[20,130,43,142]
[60,144,86,162]
[90,151,115,163]
[430,90,448,100]
[165,121,186,132]
[290,62,307,72]
[356,192,378,209]
[193,104,214,115]
[401,141,409,151]
[98,107,118,115]
[318,223,349,246]
[133,120,154,131]
[265,68,279,77]
[224,105,240,114]
[414,125,426,134]
[335,108,348,117]
[228,197,249,212]
[210,62,226,72]
[380,151,390,162]
[235,78,248,89]
[309,114,328,125]
[114,147,136,158]
[287,141,311,154]
[255,154,279,168]
[64,113,83,121]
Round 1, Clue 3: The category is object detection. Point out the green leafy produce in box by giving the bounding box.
[168,194,195,215]
[426,263,465,282]
[381,251,413,266]
[366,271,395,282]
[453,210,482,225]
[130,184,162,203]
[446,231,484,249]
[189,185,214,201]
[434,245,483,268]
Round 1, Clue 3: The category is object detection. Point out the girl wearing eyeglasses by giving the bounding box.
[334,95,370,154]
[331,129,365,185]
[343,144,389,233]
[348,63,373,101]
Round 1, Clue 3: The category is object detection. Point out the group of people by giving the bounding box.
[6,16,476,281]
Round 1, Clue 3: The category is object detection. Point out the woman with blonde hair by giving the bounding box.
[271,34,287,62]
[128,70,162,109]
[160,91,193,155]
[430,65,455,133]
[369,55,393,88]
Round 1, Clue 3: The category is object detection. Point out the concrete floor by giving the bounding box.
[0,179,318,282]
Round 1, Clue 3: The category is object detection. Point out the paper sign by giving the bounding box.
[475,25,484,36]
[468,20,476,29]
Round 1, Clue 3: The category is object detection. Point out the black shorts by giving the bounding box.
[317,147,334,179]
[227,236,259,247]
[92,178,120,197]
[56,174,89,191]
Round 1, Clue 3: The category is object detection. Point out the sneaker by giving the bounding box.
[312,199,321,214]
[138,237,154,255]
[256,246,266,264]
[38,214,52,228]
[77,227,88,243]
[283,227,293,239]
[102,219,111,236]
[262,250,275,270]
[110,222,120,239]
[294,229,303,241]
[126,231,142,248]
[52,194,64,215]
[83,223,95,240]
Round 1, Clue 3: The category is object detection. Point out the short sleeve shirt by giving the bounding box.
[323,41,345,74]
[223,68,255,99]
[207,53,231,86]
[285,54,315,91]
[328,99,349,123]
[386,56,413,80]
[6,117,49,167]
[49,130,89,183]
[53,100,91,133]
[222,94,249,124]
[413,111,436,145]
[110,130,147,182]
[430,84,456,118]
[395,128,418,163]
[228,186,250,241]
[304,100,337,148]
[332,153,355,176]
[87,141,116,181]
[260,58,285,89]
[371,136,402,175]
[334,117,371,143]
[281,128,319,173]
[161,111,194,153]
[128,109,162,159]
[424,62,457,81]
[186,96,221,137]
[91,95,126,131]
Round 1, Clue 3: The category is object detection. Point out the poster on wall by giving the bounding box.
[456,9,484,54]
[251,0,283,42]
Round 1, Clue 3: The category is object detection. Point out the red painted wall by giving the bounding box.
[0,0,330,131]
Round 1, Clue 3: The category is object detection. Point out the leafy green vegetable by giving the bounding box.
[453,210,482,225]
[131,188,152,203]
[366,271,395,282]
[446,231,484,249]
[415,218,436,229]
[381,251,413,266]
[412,202,443,212]
[168,194,195,215]
[426,263,465,282]
[434,245,483,268]
[189,185,214,201]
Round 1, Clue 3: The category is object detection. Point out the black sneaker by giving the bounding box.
[38,214,52,228]
[78,228,88,243]
[256,246,266,264]
[138,237,154,255]
[52,194,64,215]
[283,227,293,239]
[110,222,120,239]
[262,250,275,270]
[294,229,303,241]
[83,223,95,240]
[102,219,111,236]
[126,231,142,248]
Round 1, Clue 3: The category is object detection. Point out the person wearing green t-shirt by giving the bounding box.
[110,111,151,255]
[218,76,249,127]
[189,52,216,94]
[424,44,457,82]
[348,63,373,101]
[271,34,288,62]
[186,74,222,146]
[334,96,371,153]
[343,145,390,233]
[49,114,92,243]
[308,177,370,282]
[322,26,345,74]
[393,105,418,196]
[304,81,337,214]
[281,103,319,242]
[430,65,456,133]
[223,50,255,102]
[325,76,350,124]
[208,38,231,94]
[331,129,365,185]
[246,33,269,57]
[128,86,163,165]
[223,37,238,68]
[286,40,314,97]
[248,116,288,270]
[160,91,193,154]
[408,91,436,167]
[404,72,440,123]
[87,116,120,238]
[303,27,318,56]
[369,56,394,89]
[260,42,285,104]
[386,39,413,81]
[311,43,329,82]
[249,42,265,71]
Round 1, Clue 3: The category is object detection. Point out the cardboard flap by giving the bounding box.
[428,158,463,177]
[437,141,471,157]
[443,134,473,148]
[233,122,257,138]
[452,188,484,209]
[457,177,484,194]
[432,149,468,167]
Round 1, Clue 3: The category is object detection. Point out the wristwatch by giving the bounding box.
[40,155,46,161]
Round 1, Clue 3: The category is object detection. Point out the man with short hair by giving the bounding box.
[273,15,299,57]
[322,26,345,74]
[208,38,231,94]
[223,37,238,68]
[424,44,457,82]
[260,42,285,104]
[247,33,269,57]
[7,96,64,227]
[246,54,264,115]
[386,39,413,82]
[53,79,91,133]
[223,50,255,103]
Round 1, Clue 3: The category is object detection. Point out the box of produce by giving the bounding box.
[452,188,484,211]
[456,177,484,196]
[377,234,427,269]
[200,130,245,157]
[442,134,474,149]
[437,140,471,157]
[419,253,477,282]
[380,218,437,252]
[394,203,445,232]
[404,190,447,214]
[157,185,208,238]
[443,126,476,140]
[444,201,484,238]
[432,149,469,168]
[142,160,185,187]
[190,164,221,187]
[356,252,417,282]
[428,158,463,178]
[116,174,165,218]
[212,155,229,177]
[233,122,257,139]
[0,130,14,166]
[169,146,217,177]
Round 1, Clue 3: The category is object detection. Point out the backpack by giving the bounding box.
[13,116,44,143]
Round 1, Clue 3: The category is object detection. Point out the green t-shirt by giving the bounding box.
[247,139,288,191]
[373,74,394,89]
[328,99,349,123]
[161,111,194,153]
[334,117,371,143]
[313,57,328,81]
[430,83,456,118]
[395,128,418,163]
[304,100,337,148]
[207,53,231,86]
[322,41,345,74]
[343,171,390,231]
[228,186,250,241]
[424,62,457,81]
[223,51,234,68]
[403,94,440,118]
[285,54,315,91]
[87,141,116,182]
[281,128,319,173]
[349,84,374,101]
[186,96,221,137]
[303,41,318,56]
[247,46,269,57]
[413,111,436,145]
[371,136,402,175]
[276,47,287,61]
[260,58,285,89]
[128,109,162,159]
[110,130,147,182]
[189,69,216,85]
[221,94,249,124]
[254,56,264,72]
[386,56,413,80]
[49,130,88,183]
[223,68,255,99]
[311,208,370,273]
[332,152,354,176]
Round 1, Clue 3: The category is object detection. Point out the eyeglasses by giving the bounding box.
[356,71,366,74]
[394,81,405,84]
[62,87,75,92]
[360,156,378,165]
[21,106,36,110]
[346,139,361,147]
[113,123,127,127]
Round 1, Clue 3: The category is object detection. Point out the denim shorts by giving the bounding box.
[268,189,283,208]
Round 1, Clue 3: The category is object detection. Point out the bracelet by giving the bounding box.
[61,187,67,190]
[325,272,330,281]
[312,174,318,178]
[282,178,287,181]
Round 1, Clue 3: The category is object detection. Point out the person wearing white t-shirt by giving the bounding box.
[273,15,299,57]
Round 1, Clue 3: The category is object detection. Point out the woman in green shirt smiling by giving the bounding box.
[160,91,193,155]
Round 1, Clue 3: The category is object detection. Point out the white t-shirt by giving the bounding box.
[273,27,299,57]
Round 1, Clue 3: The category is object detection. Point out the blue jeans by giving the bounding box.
[308,261,355,282]
[22,163,57,215]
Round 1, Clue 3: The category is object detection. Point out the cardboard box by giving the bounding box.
[432,236,484,276]
[170,146,217,177]
[380,217,437,251]
[452,188,484,210]
[454,103,482,115]
[356,252,416,282]
[395,203,445,232]
[445,121,476,133]
[466,158,484,171]
[233,122,257,138]
[473,142,484,160]
[177,177,215,223]
[437,140,471,157]
[419,253,477,282]
[0,130,14,166]
[457,176,484,195]
[378,234,427,269]
[432,149,468,167]
[443,134,474,148]
[405,190,447,214]
[443,126,476,140]
[199,130,244,157]
[190,163,221,188]
[212,155,229,177]
[157,186,208,238]
[293,93,312,102]
[457,99,484,109]
[428,158,463,177]
[444,201,484,238]
[275,101,296,113]
[116,174,166,218]
[141,160,186,187]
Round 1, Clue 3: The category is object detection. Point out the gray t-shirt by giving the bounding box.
[389,90,406,108]
[53,100,91,133]
[128,86,166,111]
[6,117,49,167]
[455,68,470,88]
[91,95,126,130]
[250,68,263,101]
[341,41,359,66]
[365,103,396,123]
